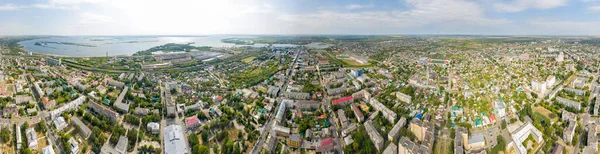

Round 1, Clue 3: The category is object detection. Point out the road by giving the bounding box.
[250,48,301,154]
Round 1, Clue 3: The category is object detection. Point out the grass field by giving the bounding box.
[242,56,256,63]
[534,106,558,123]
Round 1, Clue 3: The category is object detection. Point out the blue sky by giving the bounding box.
[1,0,600,35]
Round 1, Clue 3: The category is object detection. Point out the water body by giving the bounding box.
[18,35,301,57]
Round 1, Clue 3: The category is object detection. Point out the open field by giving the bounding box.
[242,56,256,63]
[533,106,558,123]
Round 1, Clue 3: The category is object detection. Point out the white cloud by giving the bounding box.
[278,0,509,34]
[78,12,114,25]
[345,4,373,10]
[49,0,105,5]
[588,5,600,12]
[494,0,568,12]
[528,19,600,35]
[0,4,20,10]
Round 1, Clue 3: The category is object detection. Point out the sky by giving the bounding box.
[1,0,600,35]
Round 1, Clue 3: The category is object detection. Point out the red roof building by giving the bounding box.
[316,137,335,153]
[332,96,353,106]
[489,113,496,124]
[185,116,201,129]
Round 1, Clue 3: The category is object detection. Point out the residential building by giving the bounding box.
[273,125,291,137]
[365,121,384,151]
[113,86,130,113]
[467,134,485,150]
[185,116,201,130]
[107,79,125,89]
[494,99,506,118]
[383,143,397,154]
[369,98,397,123]
[283,92,311,100]
[563,122,576,143]
[337,109,349,128]
[395,92,412,104]
[351,103,364,123]
[293,101,320,110]
[101,135,127,154]
[50,96,86,120]
[87,101,119,122]
[71,117,91,138]
[556,97,581,110]
[316,137,335,153]
[287,134,301,148]
[332,96,353,106]
[263,134,277,154]
[388,117,407,141]
[341,123,358,137]
[147,122,160,135]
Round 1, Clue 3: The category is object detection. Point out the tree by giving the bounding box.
[36,120,48,133]
[201,131,209,143]
[0,128,10,143]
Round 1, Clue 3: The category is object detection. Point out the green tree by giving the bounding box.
[0,128,10,143]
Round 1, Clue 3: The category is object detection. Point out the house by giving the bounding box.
[134,107,150,116]
[287,134,301,148]
[147,122,160,135]
[42,97,56,110]
[494,99,507,118]
[185,116,201,130]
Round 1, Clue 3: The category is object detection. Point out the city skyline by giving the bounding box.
[0,0,600,35]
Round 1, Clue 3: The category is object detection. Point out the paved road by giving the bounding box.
[250,48,301,154]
